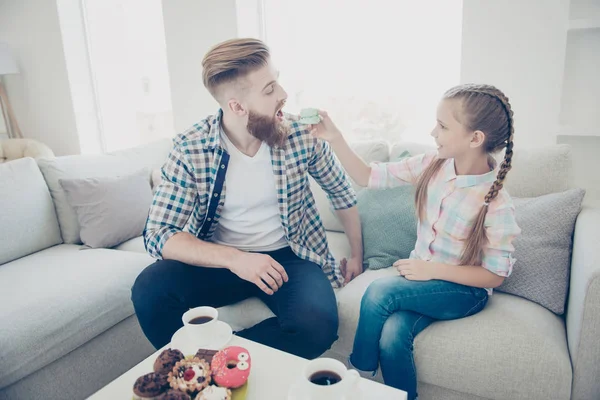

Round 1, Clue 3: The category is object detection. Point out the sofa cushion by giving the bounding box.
[0,244,154,388]
[313,140,390,232]
[0,158,62,265]
[334,268,572,400]
[358,151,418,270]
[37,139,171,244]
[495,144,574,198]
[358,185,417,270]
[496,188,585,314]
[60,169,153,249]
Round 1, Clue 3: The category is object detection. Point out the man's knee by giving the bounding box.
[131,259,179,308]
[290,306,339,358]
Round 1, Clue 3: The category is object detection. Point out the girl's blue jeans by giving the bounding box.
[349,276,488,400]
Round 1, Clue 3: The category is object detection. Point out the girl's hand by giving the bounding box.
[309,110,343,144]
[393,259,438,281]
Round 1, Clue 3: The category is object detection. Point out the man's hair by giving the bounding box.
[202,38,270,99]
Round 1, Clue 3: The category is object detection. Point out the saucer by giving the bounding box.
[287,379,363,400]
[170,321,233,354]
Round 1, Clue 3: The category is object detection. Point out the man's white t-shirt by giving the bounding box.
[211,131,288,251]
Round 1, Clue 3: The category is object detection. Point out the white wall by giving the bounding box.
[161,0,238,132]
[560,29,600,136]
[558,135,600,204]
[461,0,570,147]
[0,0,81,156]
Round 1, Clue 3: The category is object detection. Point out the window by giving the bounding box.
[241,0,463,144]
[82,0,174,152]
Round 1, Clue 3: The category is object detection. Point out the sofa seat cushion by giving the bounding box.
[114,236,146,253]
[0,245,154,389]
[333,267,572,399]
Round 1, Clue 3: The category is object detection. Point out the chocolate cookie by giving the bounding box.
[194,349,218,364]
[157,389,192,400]
[154,348,185,375]
[133,372,169,399]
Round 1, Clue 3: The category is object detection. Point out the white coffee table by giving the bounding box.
[88,335,407,399]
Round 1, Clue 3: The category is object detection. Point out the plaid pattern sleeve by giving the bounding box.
[368,151,437,189]
[308,139,357,210]
[143,143,198,259]
[482,202,521,277]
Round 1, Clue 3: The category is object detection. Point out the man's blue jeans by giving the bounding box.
[349,276,488,400]
[131,247,338,360]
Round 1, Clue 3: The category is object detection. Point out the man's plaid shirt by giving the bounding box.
[144,110,357,288]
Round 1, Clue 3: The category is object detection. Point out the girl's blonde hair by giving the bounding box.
[415,84,515,266]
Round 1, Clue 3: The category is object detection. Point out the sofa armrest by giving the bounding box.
[566,206,600,400]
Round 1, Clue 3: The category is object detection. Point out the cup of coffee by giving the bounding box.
[182,306,218,341]
[292,358,359,400]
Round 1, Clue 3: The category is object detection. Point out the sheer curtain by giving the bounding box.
[257,0,463,144]
[82,0,175,152]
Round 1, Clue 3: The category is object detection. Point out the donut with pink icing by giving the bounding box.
[210,346,251,388]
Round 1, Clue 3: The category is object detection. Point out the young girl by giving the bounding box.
[310,84,521,400]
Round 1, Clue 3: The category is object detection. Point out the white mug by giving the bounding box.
[291,358,360,400]
[181,306,219,341]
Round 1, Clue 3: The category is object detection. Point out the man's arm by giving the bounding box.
[335,207,364,282]
[144,144,199,260]
[308,138,364,282]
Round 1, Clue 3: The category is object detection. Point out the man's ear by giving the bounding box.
[470,130,486,149]
[227,99,247,116]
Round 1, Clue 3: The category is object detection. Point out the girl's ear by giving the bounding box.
[470,130,486,149]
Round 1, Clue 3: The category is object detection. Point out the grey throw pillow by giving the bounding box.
[59,169,153,249]
[359,152,418,270]
[496,188,586,314]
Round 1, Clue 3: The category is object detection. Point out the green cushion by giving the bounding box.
[358,152,418,270]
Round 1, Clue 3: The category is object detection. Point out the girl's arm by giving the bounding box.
[310,110,435,188]
[433,263,504,288]
[310,111,371,187]
[329,136,372,187]
[394,259,504,288]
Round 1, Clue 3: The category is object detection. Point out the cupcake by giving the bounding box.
[154,348,185,375]
[133,372,170,399]
[157,389,192,400]
[194,385,232,400]
[168,357,211,393]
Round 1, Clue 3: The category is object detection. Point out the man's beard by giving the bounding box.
[247,110,289,148]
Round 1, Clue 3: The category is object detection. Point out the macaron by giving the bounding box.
[298,108,321,125]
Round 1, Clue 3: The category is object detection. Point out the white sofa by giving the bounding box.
[0,138,598,400]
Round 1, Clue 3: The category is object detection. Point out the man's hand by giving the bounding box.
[229,252,289,295]
[393,259,438,281]
[309,110,343,144]
[340,257,363,285]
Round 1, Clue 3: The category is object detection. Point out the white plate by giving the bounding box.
[170,321,233,354]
